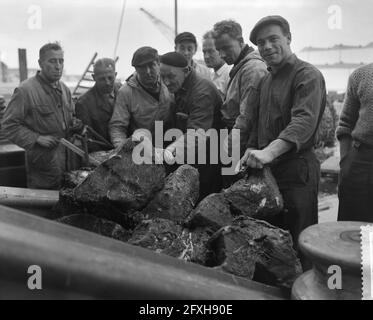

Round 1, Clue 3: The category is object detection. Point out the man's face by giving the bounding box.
[175,41,197,65]
[214,33,244,65]
[93,70,117,94]
[160,64,187,93]
[38,49,64,83]
[256,24,292,67]
[202,38,224,69]
[135,60,160,89]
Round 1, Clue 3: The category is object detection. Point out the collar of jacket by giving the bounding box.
[177,69,196,95]
[93,81,121,98]
[127,72,161,91]
[36,71,62,95]
[267,53,297,76]
[229,45,254,79]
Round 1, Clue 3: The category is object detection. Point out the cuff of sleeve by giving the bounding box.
[336,127,352,140]
[277,133,299,152]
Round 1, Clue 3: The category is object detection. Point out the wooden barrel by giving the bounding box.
[292,221,370,300]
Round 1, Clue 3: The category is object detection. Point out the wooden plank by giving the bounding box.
[0,205,286,300]
[0,187,59,207]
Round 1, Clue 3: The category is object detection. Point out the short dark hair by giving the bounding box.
[250,16,291,45]
[202,30,214,41]
[213,20,242,40]
[39,42,63,60]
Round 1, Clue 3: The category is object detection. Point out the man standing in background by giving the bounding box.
[337,63,373,223]
[2,42,82,189]
[213,19,267,131]
[75,58,121,152]
[202,30,231,99]
[175,31,212,80]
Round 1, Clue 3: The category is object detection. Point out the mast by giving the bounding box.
[174,0,178,37]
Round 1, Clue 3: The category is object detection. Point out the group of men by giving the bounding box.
[1,15,371,259]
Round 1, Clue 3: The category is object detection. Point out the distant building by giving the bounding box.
[298,43,373,92]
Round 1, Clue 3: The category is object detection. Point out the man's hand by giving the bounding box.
[339,136,352,162]
[235,148,274,173]
[154,148,175,164]
[69,118,84,134]
[245,149,275,169]
[36,135,60,148]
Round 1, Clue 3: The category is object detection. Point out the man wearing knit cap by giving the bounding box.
[337,63,373,223]
[109,46,172,148]
[213,20,268,132]
[159,51,222,199]
[237,16,326,259]
[75,58,121,152]
[175,31,212,80]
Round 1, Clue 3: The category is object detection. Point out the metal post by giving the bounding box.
[174,0,178,37]
[0,51,3,82]
[18,49,28,82]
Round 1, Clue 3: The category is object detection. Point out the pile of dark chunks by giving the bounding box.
[54,139,302,290]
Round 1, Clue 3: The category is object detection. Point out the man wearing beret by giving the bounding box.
[75,58,121,152]
[159,51,222,199]
[109,47,172,148]
[238,16,326,259]
[213,20,268,131]
[175,31,212,80]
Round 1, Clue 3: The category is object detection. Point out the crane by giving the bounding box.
[139,1,178,44]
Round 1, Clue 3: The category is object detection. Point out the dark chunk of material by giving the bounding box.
[63,169,92,189]
[128,218,185,257]
[209,217,302,289]
[73,140,165,211]
[141,165,199,222]
[185,193,233,232]
[56,214,131,242]
[89,149,116,166]
[224,167,283,220]
[128,219,212,265]
[54,188,144,230]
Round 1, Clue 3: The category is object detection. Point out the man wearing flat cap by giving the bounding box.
[159,51,222,199]
[175,31,212,80]
[75,58,121,152]
[109,46,172,148]
[237,16,326,262]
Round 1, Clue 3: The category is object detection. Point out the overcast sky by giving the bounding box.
[0,0,372,79]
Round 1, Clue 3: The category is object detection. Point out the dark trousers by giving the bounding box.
[267,150,320,270]
[338,142,373,223]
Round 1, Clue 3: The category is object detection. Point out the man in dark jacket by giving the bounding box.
[2,42,82,189]
[238,16,326,260]
[75,58,121,152]
[160,52,223,199]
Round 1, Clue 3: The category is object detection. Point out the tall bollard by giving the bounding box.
[292,221,371,300]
